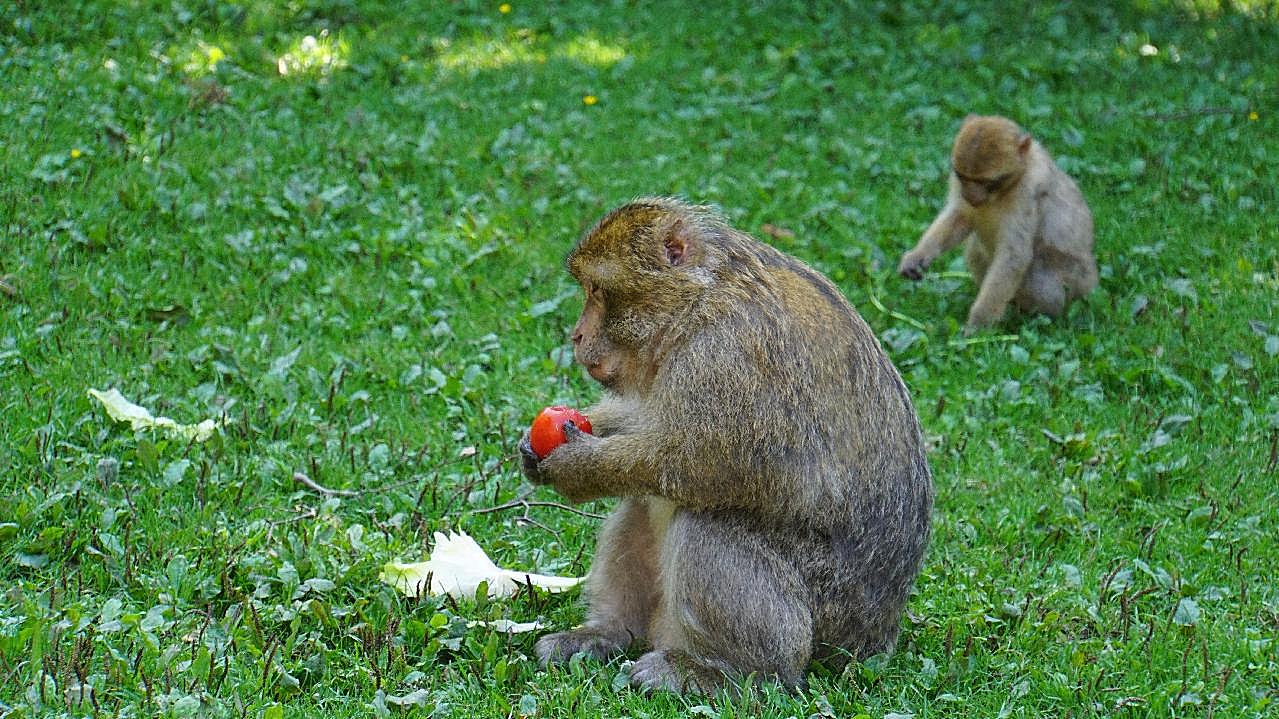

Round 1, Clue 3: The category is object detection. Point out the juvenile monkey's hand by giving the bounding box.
[898,250,930,281]
[964,305,1004,335]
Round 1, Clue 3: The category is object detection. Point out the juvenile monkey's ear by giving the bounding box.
[1017,132,1032,155]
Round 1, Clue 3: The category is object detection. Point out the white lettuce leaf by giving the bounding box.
[88,388,226,442]
[380,530,584,600]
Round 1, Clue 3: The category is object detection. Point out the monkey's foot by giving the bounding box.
[535,628,626,666]
[628,650,724,695]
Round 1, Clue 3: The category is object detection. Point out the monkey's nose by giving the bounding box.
[571,330,583,345]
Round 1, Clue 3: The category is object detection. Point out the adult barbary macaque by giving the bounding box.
[518,198,933,694]
[898,114,1098,333]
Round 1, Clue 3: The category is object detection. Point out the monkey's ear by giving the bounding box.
[662,219,694,266]
[1017,133,1032,155]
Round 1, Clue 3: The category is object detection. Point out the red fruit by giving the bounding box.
[529,406,593,459]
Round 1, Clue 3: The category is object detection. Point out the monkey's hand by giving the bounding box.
[897,250,930,281]
[536,421,607,504]
[518,430,547,485]
[963,306,1003,336]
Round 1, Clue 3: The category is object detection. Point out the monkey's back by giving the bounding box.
[655,234,934,656]
[1035,152,1099,298]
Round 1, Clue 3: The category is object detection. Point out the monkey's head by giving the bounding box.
[565,198,721,390]
[951,115,1032,207]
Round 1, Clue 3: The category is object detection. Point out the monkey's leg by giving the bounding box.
[536,497,663,665]
[630,512,813,694]
[1014,263,1067,317]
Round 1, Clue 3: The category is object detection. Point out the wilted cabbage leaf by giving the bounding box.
[380,531,583,600]
[88,388,226,442]
[468,619,546,633]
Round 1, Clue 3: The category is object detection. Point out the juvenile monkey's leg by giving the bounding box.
[1014,262,1067,317]
[536,497,662,665]
[629,512,813,694]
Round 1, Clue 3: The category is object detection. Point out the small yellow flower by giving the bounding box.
[1248,111,1259,121]
[499,3,511,13]
[583,94,598,106]
[70,148,83,159]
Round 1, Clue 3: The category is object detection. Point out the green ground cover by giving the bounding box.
[1,1,1277,716]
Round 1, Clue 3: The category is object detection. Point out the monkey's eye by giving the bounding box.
[954,169,1009,194]
[983,174,1010,193]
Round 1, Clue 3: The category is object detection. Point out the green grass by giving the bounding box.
[2,0,1278,716]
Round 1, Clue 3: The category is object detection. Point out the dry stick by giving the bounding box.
[291,471,358,498]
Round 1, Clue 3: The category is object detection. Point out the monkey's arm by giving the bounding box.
[516,394,640,483]
[527,423,766,508]
[899,203,972,280]
[524,425,661,504]
[965,214,1036,332]
[582,394,640,437]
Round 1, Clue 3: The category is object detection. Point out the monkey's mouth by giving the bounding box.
[583,359,621,388]
[586,363,610,383]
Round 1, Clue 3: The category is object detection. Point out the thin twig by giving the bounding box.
[473,493,605,521]
[1141,106,1248,121]
[514,515,561,538]
[1205,666,1234,719]
[292,471,358,497]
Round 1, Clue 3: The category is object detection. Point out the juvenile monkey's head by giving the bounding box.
[565,198,721,390]
[951,115,1032,207]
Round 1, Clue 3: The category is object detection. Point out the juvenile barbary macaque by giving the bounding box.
[519,198,933,694]
[898,115,1098,333]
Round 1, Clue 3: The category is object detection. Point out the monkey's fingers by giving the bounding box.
[518,434,547,483]
[561,420,587,441]
[898,258,925,281]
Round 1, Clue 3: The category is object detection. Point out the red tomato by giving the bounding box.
[529,406,593,459]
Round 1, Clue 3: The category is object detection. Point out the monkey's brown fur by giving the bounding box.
[899,115,1098,333]
[520,198,933,694]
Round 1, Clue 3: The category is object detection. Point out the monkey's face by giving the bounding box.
[951,115,1031,207]
[953,170,1013,207]
[565,199,715,393]
[571,283,627,388]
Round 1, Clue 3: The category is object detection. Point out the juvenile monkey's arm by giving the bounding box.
[899,202,973,280]
[965,214,1036,331]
